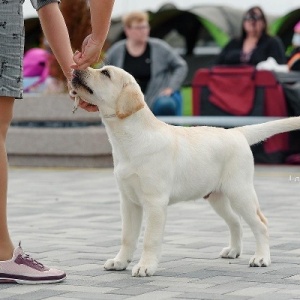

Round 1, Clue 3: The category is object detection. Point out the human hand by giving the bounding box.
[68,81,99,112]
[160,88,173,96]
[78,99,99,112]
[72,34,102,70]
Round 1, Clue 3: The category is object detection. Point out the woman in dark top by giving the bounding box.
[288,21,300,71]
[215,6,286,66]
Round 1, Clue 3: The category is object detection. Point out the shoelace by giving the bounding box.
[21,253,45,269]
[18,241,45,269]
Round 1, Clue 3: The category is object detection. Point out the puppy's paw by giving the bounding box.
[104,258,129,271]
[220,246,241,259]
[249,255,271,267]
[132,262,157,277]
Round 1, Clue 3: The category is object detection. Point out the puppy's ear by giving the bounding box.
[116,83,145,119]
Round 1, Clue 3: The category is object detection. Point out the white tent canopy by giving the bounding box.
[23,0,37,19]
[23,0,299,20]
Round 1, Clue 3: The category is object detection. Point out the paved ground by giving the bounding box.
[0,165,300,299]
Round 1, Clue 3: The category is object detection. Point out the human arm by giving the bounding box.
[165,54,187,95]
[215,45,228,65]
[157,40,188,95]
[37,2,98,111]
[266,36,287,65]
[250,35,287,66]
[73,0,115,69]
[159,87,174,96]
[37,2,73,80]
[103,40,126,67]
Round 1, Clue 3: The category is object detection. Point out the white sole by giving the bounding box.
[0,277,66,284]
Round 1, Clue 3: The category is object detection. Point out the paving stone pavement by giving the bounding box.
[0,165,300,300]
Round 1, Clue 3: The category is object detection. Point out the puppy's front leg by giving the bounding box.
[132,204,167,277]
[104,198,143,271]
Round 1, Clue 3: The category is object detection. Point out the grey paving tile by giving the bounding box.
[174,292,250,299]
[1,165,300,300]
[108,284,162,296]
[3,290,67,300]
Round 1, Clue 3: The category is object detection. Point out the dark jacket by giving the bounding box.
[288,47,300,71]
[215,34,286,66]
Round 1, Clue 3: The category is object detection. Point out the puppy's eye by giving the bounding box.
[101,69,111,79]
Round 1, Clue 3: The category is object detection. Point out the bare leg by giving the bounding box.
[208,192,243,259]
[226,188,270,267]
[104,198,143,271]
[0,97,15,260]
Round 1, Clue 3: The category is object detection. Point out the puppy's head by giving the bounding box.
[71,66,145,119]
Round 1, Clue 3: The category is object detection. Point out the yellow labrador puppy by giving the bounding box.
[71,66,300,277]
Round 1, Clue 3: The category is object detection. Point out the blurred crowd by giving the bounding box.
[23,2,300,116]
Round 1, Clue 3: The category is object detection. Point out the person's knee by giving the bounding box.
[0,97,14,137]
[152,96,177,116]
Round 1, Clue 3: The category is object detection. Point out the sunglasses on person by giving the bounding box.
[243,13,263,21]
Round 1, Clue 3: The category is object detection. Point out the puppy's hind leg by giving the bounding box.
[208,192,243,259]
[104,198,143,271]
[226,188,270,267]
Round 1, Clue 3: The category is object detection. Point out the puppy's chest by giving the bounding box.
[115,164,143,204]
[115,162,136,179]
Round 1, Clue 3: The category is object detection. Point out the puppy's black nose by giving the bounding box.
[69,90,77,97]
[71,71,94,94]
[73,69,90,80]
[73,69,82,78]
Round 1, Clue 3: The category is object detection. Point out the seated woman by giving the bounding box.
[215,6,286,66]
[105,11,188,116]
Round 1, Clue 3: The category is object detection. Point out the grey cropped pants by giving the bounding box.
[0,0,25,99]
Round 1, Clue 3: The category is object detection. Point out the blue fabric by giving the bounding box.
[152,91,182,116]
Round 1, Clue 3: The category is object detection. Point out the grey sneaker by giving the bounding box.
[0,242,66,284]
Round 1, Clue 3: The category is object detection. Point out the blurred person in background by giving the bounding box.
[105,11,188,116]
[287,21,300,71]
[23,47,50,93]
[215,6,286,66]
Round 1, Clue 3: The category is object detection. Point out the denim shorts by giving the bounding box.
[0,0,24,99]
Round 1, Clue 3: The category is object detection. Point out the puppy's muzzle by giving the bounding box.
[71,70,94,94]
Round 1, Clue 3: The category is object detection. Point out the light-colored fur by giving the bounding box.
[71,66,300,277]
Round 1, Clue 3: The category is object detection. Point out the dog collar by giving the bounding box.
[103,113,117,119]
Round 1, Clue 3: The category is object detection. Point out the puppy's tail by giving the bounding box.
[236,117,300,146]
